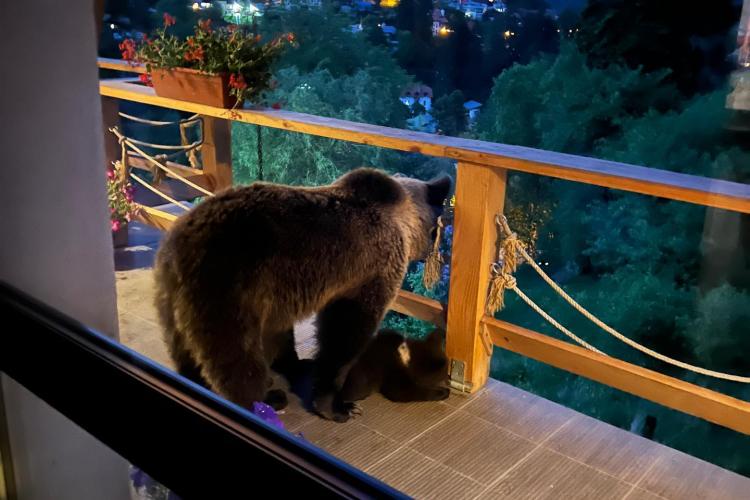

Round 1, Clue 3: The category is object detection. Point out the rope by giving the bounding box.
[119,112,201,127]
[128,172,191,211]
[422,216,445,290]
[110,127,214,198]
[180,121,200,168]
[490,214,750,383]
[123,136,202,151]
[510,282,605,354]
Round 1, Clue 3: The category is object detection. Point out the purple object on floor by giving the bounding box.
[252,401,286,430]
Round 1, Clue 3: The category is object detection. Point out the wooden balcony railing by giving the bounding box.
[98,59,750,436]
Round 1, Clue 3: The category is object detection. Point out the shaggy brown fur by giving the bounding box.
[340,329,450,404]
[154,168,451,422]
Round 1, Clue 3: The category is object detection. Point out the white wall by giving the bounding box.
[0,0,129,498]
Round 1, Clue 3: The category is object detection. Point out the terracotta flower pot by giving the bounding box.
[150,67,240,108]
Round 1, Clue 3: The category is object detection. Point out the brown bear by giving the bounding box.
[340,328,450,404]
[153,167,451,422]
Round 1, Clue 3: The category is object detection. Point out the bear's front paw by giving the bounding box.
[313,393,362,423]
[433,386,451,401]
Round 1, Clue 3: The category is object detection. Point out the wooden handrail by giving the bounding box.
[98,57,147,74]
[99,77,750,214]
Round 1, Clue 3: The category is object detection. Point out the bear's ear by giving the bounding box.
[426,175,452,206]
[339,168,405,205]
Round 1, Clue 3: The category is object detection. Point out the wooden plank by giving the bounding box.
[483,316,750,435]
[98,58,146,74]
[201,116,233,192]
[98,80,750,214]
[134,205,178,231]
[445,163,508,392]
[392,291,447,329]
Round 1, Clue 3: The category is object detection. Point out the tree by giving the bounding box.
[432,89,466,136]
[576,0,740,96]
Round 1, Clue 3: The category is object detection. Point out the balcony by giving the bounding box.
[101,59,750,498]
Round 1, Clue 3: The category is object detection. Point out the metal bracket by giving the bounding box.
[449,359,473,393]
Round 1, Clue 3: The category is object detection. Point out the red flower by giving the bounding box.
[163,12,176,27]
[119,39,137,61]
[198,19,212,33]
[138,73,152,86]
[229,73,247,90]
[184,46,205,62]
[285,33,296,43]
[272,102,282,110]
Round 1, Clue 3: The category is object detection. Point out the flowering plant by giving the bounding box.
[119,14,295,105]
[107,169,138,232]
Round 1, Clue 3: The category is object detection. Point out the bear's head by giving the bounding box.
[404,328,449,388]
[394,174,452,261]
[335,168,452,261]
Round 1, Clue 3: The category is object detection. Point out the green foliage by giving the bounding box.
[575,0,740,95]
[432,89,466,136]
[260,7,393,78]
[677,285,750,372]
[232,63,413,185]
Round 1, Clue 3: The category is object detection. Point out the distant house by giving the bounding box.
[432,8,449,36]
[464,100,482,123]
[285,0,322,9]
[461,1,487,20]
[381,23,396,36]
[400,84,433,111]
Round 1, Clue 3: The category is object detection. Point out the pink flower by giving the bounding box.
[111,220,121,232]
[107,169,115,179]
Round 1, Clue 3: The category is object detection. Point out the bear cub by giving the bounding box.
[340,328,450,403]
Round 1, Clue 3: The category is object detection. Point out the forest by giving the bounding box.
[101,0,750,475]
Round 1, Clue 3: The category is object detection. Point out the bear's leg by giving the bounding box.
[158,290,210,388]
[269,327,302,383]
[313,279,393,422]
[165,327,209,388]
[191,320,271,410]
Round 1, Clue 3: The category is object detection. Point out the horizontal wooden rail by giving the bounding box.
[483,316,750,435]
[135,204,178,231]
[393,291,447,329]
[99,77,750,214]
[98,57,147,74]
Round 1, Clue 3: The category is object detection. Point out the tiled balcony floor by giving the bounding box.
[115,223,749,499]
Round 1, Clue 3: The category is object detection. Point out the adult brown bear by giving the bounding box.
[154,168,451,422]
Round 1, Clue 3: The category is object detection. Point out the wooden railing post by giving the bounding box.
[201,116,233,192]
[445,162,507,393]
[101,96,120,171]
